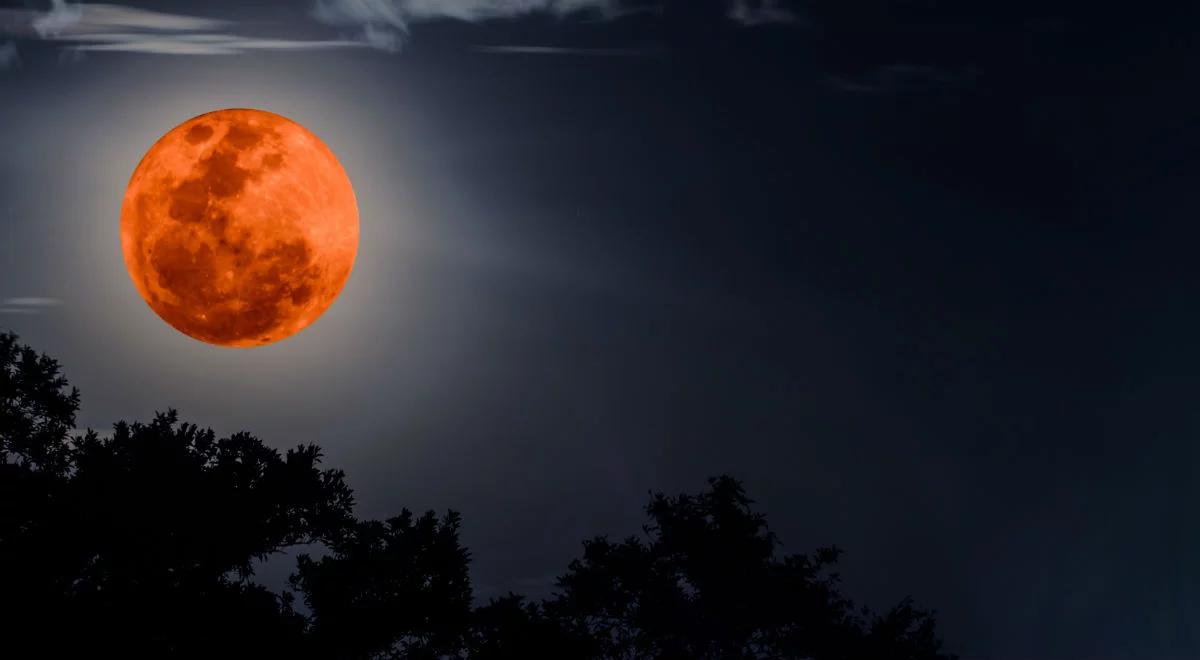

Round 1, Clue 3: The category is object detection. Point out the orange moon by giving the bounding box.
[120,108,358,348]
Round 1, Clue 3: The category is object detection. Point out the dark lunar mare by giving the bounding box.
[145,118,319,344]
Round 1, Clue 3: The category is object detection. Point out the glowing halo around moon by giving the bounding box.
[120,108,358,347]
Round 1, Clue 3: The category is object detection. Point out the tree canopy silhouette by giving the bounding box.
[548,477,949,660]
[0,331,955,659]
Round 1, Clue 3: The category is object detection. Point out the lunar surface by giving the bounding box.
[120,109,358,347]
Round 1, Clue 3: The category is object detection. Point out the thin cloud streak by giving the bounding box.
[312,0,620,29]
[4,298,62,307]
[70,35,367,56]
[0,298,62,315]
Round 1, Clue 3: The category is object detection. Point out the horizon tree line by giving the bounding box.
[0,330,955,659]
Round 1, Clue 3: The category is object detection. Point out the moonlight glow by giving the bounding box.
[120,108,359,347]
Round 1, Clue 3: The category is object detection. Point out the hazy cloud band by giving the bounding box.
[0,297,62,314]
[0,1,800,60]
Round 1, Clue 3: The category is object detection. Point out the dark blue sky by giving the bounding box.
[3,2,1200,658]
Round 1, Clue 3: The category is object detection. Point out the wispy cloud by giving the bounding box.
[315,0,801,52]
[4,298,62,306]
[0,297,62,315]
[311,0,623,52]
[69,35,368,56]
[31,1,227,37]
[727,0,800,26]
[0,1,372,56]
[313,0,621,28]
[0,1,805,60]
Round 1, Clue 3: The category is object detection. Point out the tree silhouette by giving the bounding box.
[293,511,473,658]
[467,595,597,659]
[547,476,951,659]
[62,413,355,655]
[0,331,78,473]
[0,330,955,659]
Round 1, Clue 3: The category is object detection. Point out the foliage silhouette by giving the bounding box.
[0,331,955,659]
[547,477,949,659]
[294,511,473,658]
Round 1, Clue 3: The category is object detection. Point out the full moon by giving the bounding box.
[120,108,358,348]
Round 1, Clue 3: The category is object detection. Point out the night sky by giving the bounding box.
[3,2,1199,658]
